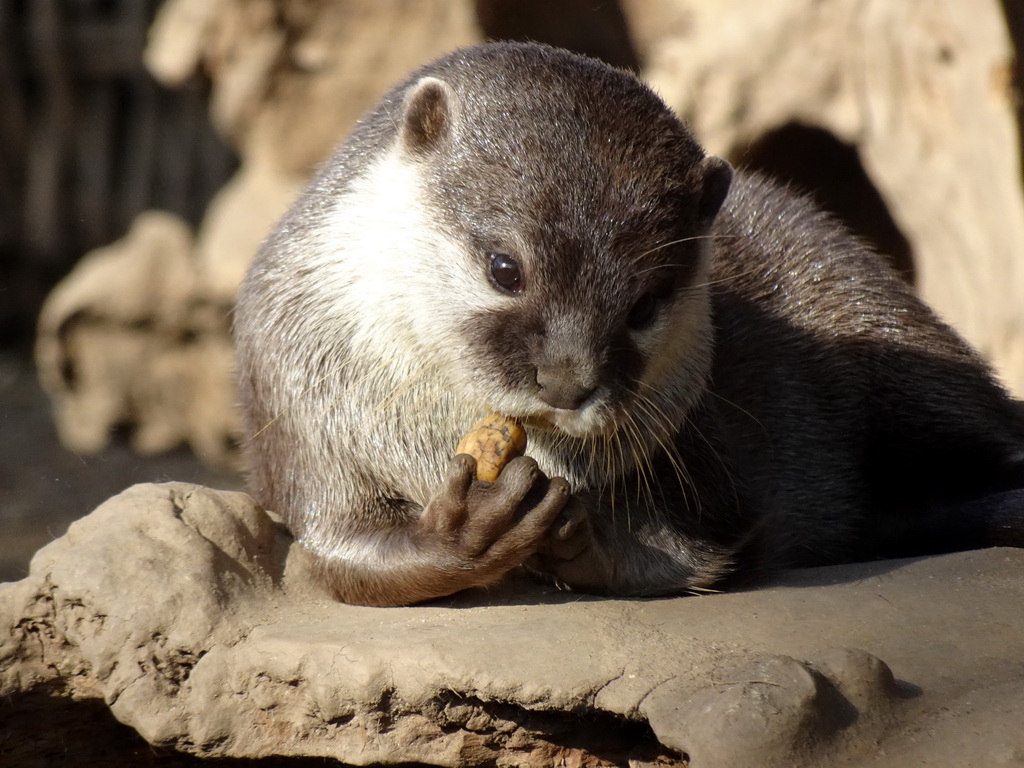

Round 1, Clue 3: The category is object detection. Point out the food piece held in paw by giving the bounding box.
[456,414,528,482]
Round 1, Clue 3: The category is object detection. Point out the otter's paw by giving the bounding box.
[417,454,570,582]
[543,498,592,560]
[526,505,620,592]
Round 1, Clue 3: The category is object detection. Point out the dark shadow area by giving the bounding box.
[1,684,682,767]
[474,0,641,71]
[0,1,238,353]
[427,689,683,766]
[731,553,948,592]
[731,123,916,284]
[435,570,609,608]
[0,686,348,767]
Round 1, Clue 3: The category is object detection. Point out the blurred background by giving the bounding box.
[3,0,1024,581]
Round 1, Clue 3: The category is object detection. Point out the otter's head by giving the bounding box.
[333,44,732,447]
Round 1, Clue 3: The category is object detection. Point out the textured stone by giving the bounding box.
[3,483,1024,766]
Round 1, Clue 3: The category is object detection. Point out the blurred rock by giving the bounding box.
[34,212,241,467]
[635,0,1024,394]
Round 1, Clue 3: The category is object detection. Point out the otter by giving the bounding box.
[234,42,1024,606]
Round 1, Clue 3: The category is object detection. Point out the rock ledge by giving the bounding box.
[3,483,1023,766]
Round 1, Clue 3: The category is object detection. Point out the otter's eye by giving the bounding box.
[627,292,661,330]
[488,252,524,294]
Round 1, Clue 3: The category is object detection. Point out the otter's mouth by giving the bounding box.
[520,399,624,439]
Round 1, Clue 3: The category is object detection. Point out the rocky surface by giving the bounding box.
[3,482,1024,766]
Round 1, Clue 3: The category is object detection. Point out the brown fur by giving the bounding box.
[234,43,1024,606]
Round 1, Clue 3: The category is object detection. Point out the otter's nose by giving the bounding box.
[535,365,597,410]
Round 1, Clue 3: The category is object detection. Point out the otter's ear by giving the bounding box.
[696,156,733,226]
[400,77,457,154]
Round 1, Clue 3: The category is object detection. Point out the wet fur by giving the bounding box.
[234,42,1024,605]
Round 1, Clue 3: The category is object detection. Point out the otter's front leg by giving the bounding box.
[312,454,570,606]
